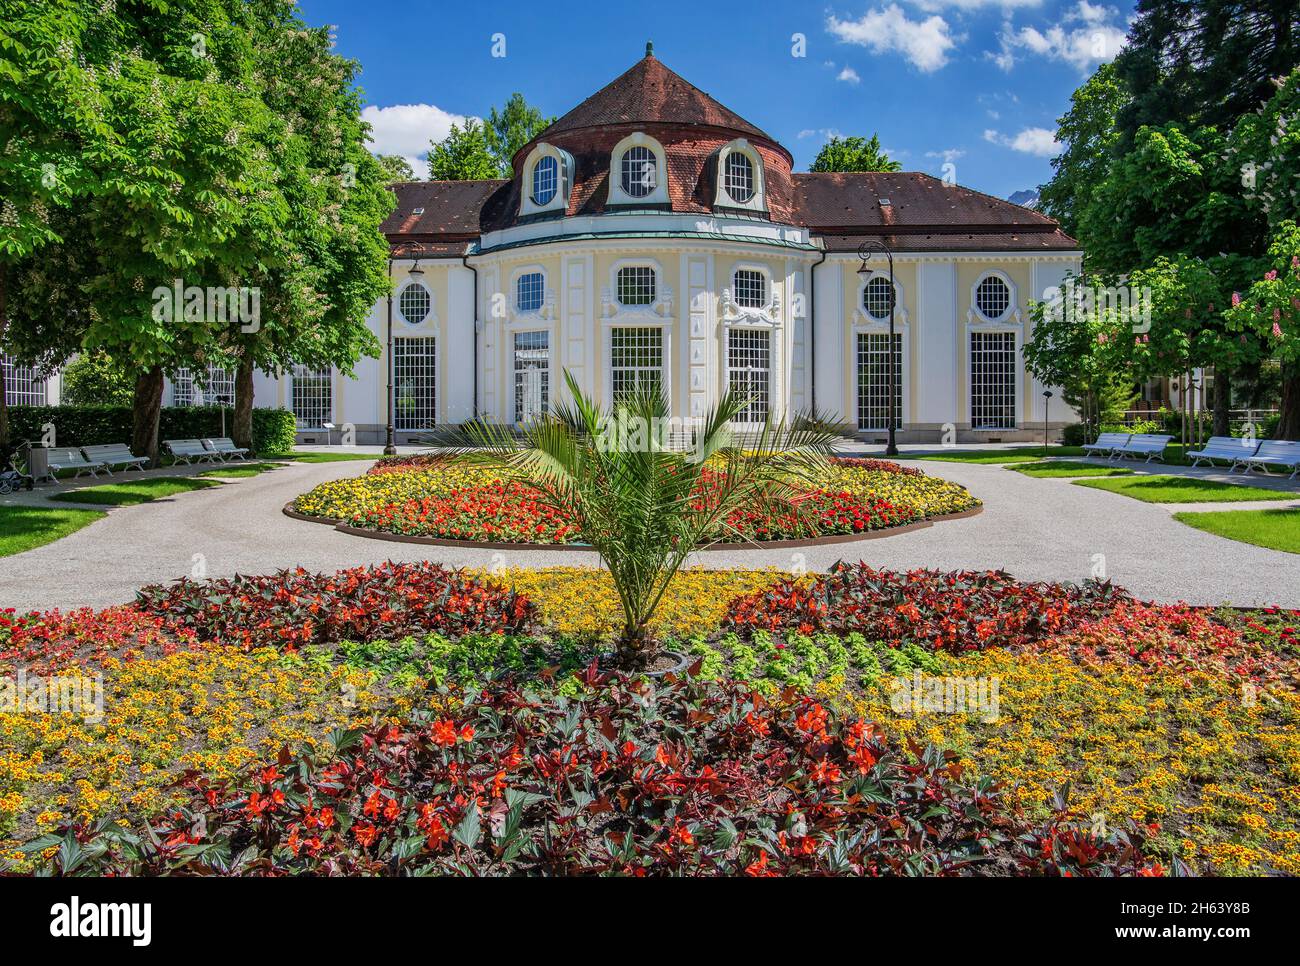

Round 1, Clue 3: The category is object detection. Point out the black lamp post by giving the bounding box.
[856,240,899,456]
[1042,389,1053,455]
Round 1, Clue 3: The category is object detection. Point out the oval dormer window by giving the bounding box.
[725,152,755,204]
[532,156,558,206]
[620,146,658,198]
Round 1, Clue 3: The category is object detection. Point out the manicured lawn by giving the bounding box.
[905,446,1084,464]
[1073,474,1300,503]
[48,477,222,506]
[1174,508,1300,553]
[1010,460,1135,478]
[265,451,379,463]
[198,462,279,479]
[0,505,106,557]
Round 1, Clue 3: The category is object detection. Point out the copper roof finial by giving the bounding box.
[645,41,654,58]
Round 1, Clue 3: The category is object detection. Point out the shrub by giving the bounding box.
[1061,422,1088,446]
[5,405,296,454]
[133,562,539,650]
[723,563,1130,653]
[59,354,134,407]
[24,672,1166,876]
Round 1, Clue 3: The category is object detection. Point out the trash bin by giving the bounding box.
[27,445,51,484]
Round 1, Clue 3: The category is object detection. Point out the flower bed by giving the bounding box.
[25,673,1163,876]
[291,456,979,545]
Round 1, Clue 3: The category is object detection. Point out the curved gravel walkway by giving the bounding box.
[0,457,1296,611]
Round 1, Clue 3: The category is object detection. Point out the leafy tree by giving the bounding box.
[1232,69,1300,230]
[60,352,134,406]
[1113,0,1299,146]
[809,134,901,173]
[1038,63,1128,238]
[485,93,555,175]
[428,118,499,180]
[467,372,838,669]
[374,154,417,184]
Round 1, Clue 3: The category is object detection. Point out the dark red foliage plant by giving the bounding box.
[724,563,1131,653]
[25,671,1167,877]
[133,561,538,650]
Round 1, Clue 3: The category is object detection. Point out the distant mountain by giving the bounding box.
[1008,189,1040,209]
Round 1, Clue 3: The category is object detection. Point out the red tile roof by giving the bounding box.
[380,180,506,237]
[535,52,774,146]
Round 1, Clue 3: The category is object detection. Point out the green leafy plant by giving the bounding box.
[465,371,840,668]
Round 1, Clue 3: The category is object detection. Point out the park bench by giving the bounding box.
[1187,436,1261,471]
[1240,439,1300,479]
[81,443,148,474]
[164,438,222,465]
[1082,432,1131,460]
[46,447,107,480]
[202,437,250,461]
[1112,434,1174,463]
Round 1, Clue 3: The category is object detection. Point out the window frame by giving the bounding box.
[396,279,434,327]
[531,155,558,206]
[726,327,772,425]
[712,139,766,213]
[968,329,1019,431]
[512,329,551,425]
[392,336,438,431]
[289,365,333,431]
[971,270,1016,324]
[606,132,670,207]
[2,354,46,407]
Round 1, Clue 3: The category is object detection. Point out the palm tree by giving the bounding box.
[465,371,840,669]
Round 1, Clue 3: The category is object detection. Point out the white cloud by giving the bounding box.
[983,126,1060,157]
[798,127,844,141]
[991,2,1129,73]
[907,0,1041,9]
[837,65,861,84]
[925,147,966,163]
[362,103,472,179]
[827,6,960,73]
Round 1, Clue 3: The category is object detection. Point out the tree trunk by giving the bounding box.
[1212,366,1231,438]
[132,366,165,466]
[233,357,255,451]
[1277,366,1300,440]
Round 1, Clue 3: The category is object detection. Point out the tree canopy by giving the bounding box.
[809,134,901,173]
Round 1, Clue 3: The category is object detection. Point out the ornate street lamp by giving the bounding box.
[856,240,899,456]
[1042,389,1053,455]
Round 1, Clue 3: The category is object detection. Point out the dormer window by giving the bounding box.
[617,266,656,305]
[620,146,658,198]
[532,156,557,205]
[725,153,755,204]
[712,139,766,213]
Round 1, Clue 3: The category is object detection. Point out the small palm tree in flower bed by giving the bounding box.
[466,371,840,669]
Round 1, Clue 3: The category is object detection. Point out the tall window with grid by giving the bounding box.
[724,152,755,203]
[732,269,766,308]
[2,355,45,407]
[856,332,902,431]
[392,338,437,430]
[616,266,656,305]
[291,365,332,430]
[532,156,557,205]
[969,331,1017,430]
[516,272,544,312]
[609,327,663,402]
[727,329,770,424]
[620,146,657,198]
[173,366,235,407]
[513,331,549,424]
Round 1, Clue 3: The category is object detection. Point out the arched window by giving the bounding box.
[725,152,755,203]
[733,269,766,308]
[975,274,1011,320]
[863,276,895,320]
[398,282,432,325]
[516,272,544,312]
[616,266,656,305]
[532,156,557,205]
[620,146,658,198]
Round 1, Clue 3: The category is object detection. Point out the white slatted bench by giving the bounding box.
[1241,440,1300,479]
[1187,436,1260,471]
[202,437,250,461]
[164,438,221,465]
[46,447,107,480]
[1113,433,1174,463]
[1082,432,1131,460]
[81,443,148,474]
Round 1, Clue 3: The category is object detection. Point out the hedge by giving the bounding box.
[5,405,297,455]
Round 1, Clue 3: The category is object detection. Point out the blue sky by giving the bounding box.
[299,0,1134,200]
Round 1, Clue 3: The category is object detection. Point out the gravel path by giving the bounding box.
[1,456,1297,611]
